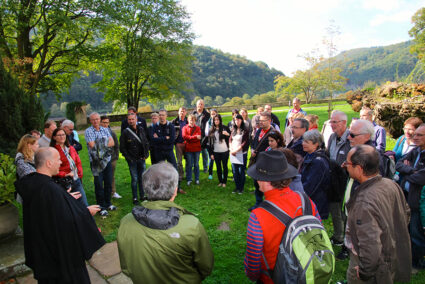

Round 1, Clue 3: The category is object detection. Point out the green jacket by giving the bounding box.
[117,201,214,283]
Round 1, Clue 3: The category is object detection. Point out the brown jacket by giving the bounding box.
[346,176,411,283]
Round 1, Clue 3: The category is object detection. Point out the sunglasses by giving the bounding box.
[349,132,365,138]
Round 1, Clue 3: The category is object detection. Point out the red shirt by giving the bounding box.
[182,124,201,152]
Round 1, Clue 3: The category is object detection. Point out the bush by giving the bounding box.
[0,154,16,205]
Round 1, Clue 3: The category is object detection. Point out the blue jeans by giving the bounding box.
[411,211,425,267]
[73,178,88,206]
[232,163,245,192]
[92,161,112,210]
[186,152,200,182]
[201,148,209,171]
[158,149,177,170]
[127,159,146,200]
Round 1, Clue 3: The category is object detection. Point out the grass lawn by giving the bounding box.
[76,103,423,283]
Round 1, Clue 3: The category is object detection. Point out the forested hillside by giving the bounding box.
[334,41,418,88]
[42,45,283,113]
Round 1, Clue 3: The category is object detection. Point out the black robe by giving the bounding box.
[16,172,105,283]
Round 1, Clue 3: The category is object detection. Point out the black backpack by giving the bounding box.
[316,153,347,202]
[382,151,396,179]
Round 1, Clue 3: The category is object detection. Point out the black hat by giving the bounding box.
[247,150,298,181]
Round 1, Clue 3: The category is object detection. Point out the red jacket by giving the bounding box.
[253,188,320,284]
[182,124,201,152]
[53,144,83,179]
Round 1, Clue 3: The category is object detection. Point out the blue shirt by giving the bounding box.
[84,126,112,163]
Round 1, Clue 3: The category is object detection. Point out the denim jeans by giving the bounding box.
[127,159,146,200]
[232,163,245,192]
[214,151,229,184]
[201,148,209,171]
[92,161,112,210]
[411,211,425,267]
[253,179,264,206]
[186,151,200,182]
[157,150,178,170]
[208,156,214,175]
[73,178,88,206]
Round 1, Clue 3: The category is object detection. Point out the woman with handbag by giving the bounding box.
[208,114,230,187]
[182,114,202,186]
[50,128,88,206]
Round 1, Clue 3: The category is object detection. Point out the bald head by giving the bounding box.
[35,147,61,176]
[349,145,380,177]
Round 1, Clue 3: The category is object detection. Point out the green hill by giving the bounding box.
[333,41,419,88]
[41,45,283,113]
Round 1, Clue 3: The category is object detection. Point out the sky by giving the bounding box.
[180,0,425,76]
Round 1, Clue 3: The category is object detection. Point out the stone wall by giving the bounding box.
[346,82,425,138]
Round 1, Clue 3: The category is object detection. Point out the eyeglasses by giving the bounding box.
[55,134,66,137]
[414,133,425,137]
[329,120,342,124]
[342,160,355,167]
[349,132,366,138]
[290,126,302,129]
[259,119,269,122]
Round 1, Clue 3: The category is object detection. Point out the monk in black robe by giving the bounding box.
[16,147,105,284]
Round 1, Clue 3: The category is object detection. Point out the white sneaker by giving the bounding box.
[112,192,122,199]
[187,181,192,186]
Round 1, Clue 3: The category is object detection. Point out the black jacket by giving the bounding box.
[68,132,82,152]
[192,109,210,138]
[171,116,188,144]
[149,121,175,152]
[271,112,280,128]
[396,146,425,211]
[251,127,273,154]
[121,115,148,135]
[120,125,150,161]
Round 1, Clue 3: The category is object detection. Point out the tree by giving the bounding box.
[214,95,224,106]
[203,96,213,106]
[0,0,107,96]
[191,96,202,106]
[0,60,43,154]
[95,0,195,109]
[410,8,425,62]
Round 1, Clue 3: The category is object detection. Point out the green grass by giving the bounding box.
[74,103,424,283]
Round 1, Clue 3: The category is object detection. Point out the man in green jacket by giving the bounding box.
[117,162,214,283]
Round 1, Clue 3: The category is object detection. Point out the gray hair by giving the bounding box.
[294,118,309,131]
[89,112,100,119]
[143,162,178,201]
[61,119,74,128]
[303,130,324,149]
[331,110,347,122]
[353,119,375,140]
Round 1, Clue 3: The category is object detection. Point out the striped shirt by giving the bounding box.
[244,213,263,281]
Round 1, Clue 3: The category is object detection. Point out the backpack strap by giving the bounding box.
[257,200,293,226]
[298,192,313,216]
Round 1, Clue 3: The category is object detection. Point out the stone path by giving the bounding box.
[0,241,132,284]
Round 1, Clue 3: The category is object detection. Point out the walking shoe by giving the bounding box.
[232,190,237,194]
[133,198,140,205]
[218,183,223,187]
[99,210,108,216]
[336,245,349,260]
[208,175,213,180]
[330,237,344,246]
[195,180,200,185]
[238,191,243,195]
[178,189,186,194]
[112,192,122,199]
[107,205,117,211]
[187,181,192,186]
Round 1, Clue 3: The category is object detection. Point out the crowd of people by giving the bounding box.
[12,98,425,283]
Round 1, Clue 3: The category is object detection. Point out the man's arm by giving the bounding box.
[244,212,264,281]
[84,129,95,149]
[193,221,214,280]
[395,150,415,174]
[353,203,383,281]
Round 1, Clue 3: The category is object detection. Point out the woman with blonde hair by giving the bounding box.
[15,134,39,179]
[305,114,319,130]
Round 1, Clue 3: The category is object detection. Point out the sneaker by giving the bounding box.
[208,175,213,180]
[187,181,192,186]
[232,190,237,194]
[112,192,122,199]
[336,246,349,260]
[238,191,243,195]
[133,198,140,205]
[330,237,344,246]
[195,180,200,185]
[107,205,117,211]
[218,183,222,187]
[99,210,108,216]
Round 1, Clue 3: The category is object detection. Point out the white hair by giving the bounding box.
[353,119,375,141]
[61,119,74,127]
[143,162,178,201]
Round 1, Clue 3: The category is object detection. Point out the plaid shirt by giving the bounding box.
[84,126,112,162]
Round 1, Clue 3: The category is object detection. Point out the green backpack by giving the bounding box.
[258,192,335,284]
